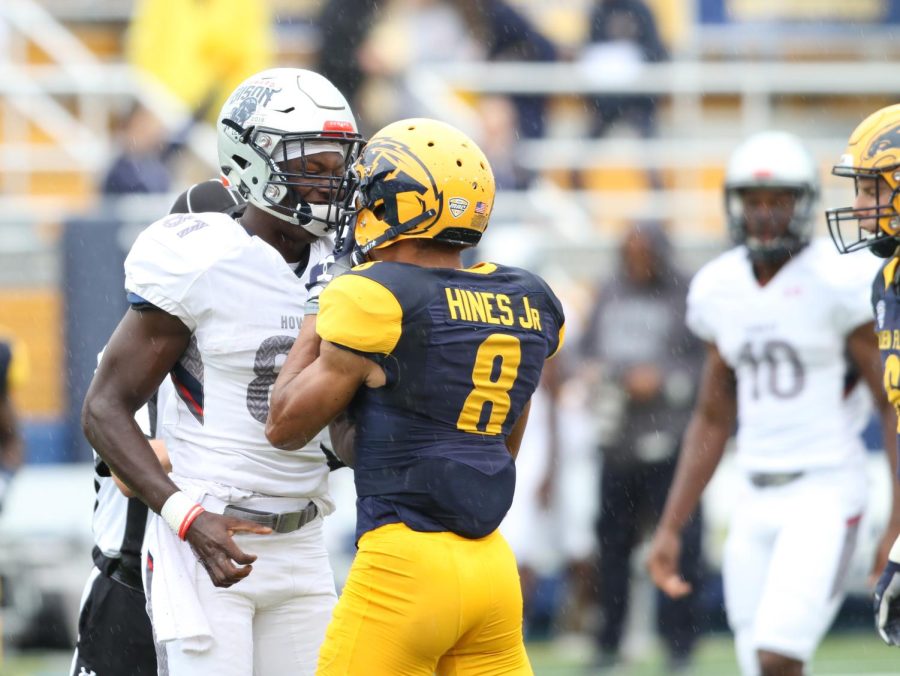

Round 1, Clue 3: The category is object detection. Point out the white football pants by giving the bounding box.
[153,496,336,676]
[723,462,867,676]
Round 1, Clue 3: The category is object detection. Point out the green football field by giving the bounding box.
[2,632,898,676]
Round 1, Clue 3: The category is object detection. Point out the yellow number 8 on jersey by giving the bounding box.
[457,334,522,435]
[884,354,900,432]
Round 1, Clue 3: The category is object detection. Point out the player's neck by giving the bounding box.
[371,240,463,268]
[752,259,787,286]
[238,206,315,263]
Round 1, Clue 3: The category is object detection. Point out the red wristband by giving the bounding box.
[178,504,205,540]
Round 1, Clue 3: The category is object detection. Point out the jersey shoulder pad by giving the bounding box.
[877,257,900,294]
[124,213,244,329]
[685,248,742,342]
[806,240,879,331]
[317,263,404,355]
[806,238,878,288]
[872,256,899,313]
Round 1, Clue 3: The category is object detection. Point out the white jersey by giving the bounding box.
[124,211,332,500]
[687,238,879,473]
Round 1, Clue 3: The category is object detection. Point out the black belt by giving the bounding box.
[92,546,144,592]
[748,471,804,488]
[222,502,318,533]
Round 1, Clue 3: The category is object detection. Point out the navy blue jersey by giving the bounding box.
[317,261,565,540]
[874,257,900,425]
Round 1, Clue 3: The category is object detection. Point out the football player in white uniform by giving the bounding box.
[82,68,363,675]
[646,131,900,676]
[71,179,244,676]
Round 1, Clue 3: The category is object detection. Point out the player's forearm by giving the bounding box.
[269,342,373,451]
[270,316,320,434]
[267,359,338,450]
[328,412,356,468]
[880,403,900,528]
[82,394,178,512]
[658,413,729,534]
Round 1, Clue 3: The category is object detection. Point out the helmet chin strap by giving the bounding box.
[871,233,900,258]
[294,202,340,237]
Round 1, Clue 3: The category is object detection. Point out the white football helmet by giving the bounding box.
[724,131,819,261]
[217,68,363,236]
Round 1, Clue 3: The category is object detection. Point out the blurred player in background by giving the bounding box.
[580,221,704,672]
[81,68,363,675]
[826,102,900,648]
[266,118,565,675]
[648,130,900,676]
[0,332,25,508]
[71,179,244,676]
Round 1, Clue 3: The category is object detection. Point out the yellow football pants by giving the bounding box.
[316,522,533,675]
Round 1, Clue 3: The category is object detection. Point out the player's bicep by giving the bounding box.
[694,342,737,428]
[86,308,191,416]
[848,320,891,407]
[318,340,386,394]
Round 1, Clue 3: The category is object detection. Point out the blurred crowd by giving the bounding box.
[105,0,671,198]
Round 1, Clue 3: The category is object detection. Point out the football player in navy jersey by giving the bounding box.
[827,103,900,647]
[266,118,565,676]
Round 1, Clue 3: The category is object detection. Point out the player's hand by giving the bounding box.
[183,511,272,588]
[304,252,355,315]
[875,560,900,645]
[647,526,692,598]
[623,365,664,403]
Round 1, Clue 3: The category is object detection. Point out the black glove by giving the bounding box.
[319,443,346,471]
[875,557,900,645]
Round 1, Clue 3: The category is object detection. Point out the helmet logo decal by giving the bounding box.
[226,81,283,127]
[866,123,900,159]
[360,138,441,233]
[448,197,469,218]
[228,97,258,127]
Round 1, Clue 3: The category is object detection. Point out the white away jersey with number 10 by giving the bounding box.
[687,238,880,473]
[124,211,333,501]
